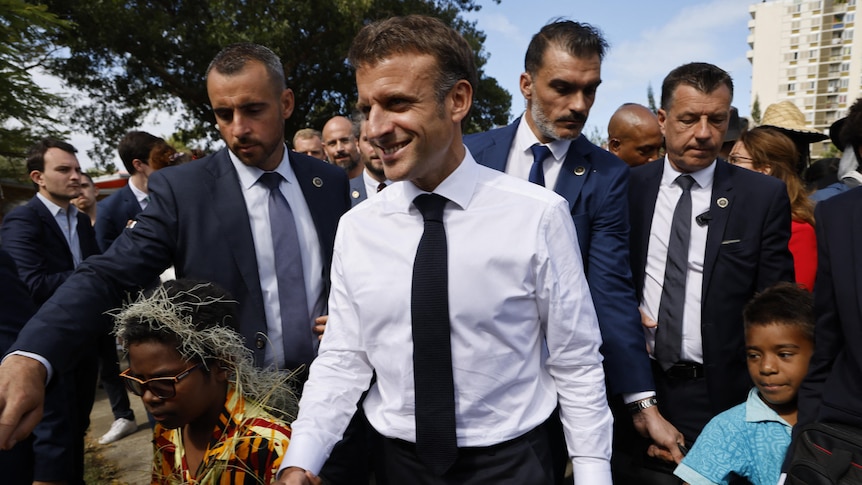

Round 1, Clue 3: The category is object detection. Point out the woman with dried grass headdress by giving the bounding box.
[113,279,312,484]
[729,126,817,291]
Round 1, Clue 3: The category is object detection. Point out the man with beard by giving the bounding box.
[349,119,390,206]
[464,20,683,483]
[323,116,363,179]
[0,43,353,481]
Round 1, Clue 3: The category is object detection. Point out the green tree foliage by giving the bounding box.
[37,0,510,165]
[0,0,70,169]
[646,83,657,114]
[751,94,761,125]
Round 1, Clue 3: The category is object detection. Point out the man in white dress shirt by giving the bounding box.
[278,14,612,485]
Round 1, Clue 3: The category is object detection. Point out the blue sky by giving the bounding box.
[463,0,755,139]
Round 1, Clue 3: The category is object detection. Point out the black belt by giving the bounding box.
[664,362,705,379]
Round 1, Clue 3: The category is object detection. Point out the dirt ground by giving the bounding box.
[86,387,152,484]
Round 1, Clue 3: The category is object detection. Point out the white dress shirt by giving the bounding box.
[228,147,325,368]
[505,113,571,189]
[641,157,715,363]
[362,169,389,197]
[36,193,82,268]
[282,150,612,483]
[128,178,149,211]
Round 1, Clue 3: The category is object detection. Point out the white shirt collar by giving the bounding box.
[514,112,572,161]
[388,146,478,214]
[228,145,298,190]
[660,156,717,190]
[127,179,149,207]
[36,192,77,217]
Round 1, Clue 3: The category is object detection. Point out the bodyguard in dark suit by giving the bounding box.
[464,20,683,480]
[622,62,794,484]
[0,44,350,476]
[0,138,100,484]
[95,132,174,252]
[0,250,37,484]
[797,101,862,431]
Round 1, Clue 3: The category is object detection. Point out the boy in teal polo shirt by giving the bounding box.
[674,283,815,485]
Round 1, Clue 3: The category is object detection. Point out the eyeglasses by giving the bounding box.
[728,154,754,166]
[120,362,204,399]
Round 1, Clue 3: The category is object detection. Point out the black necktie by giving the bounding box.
[655,174,695,371]
[377,182,387,193]
[411,193,457,475]
[258,172,313,369]
[529,143,552,187]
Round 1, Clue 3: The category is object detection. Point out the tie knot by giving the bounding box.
[530,144,552,163]
[414,193,448,222]
[258,172,284,191]
[676,174,695,192]
[377,182,387,193]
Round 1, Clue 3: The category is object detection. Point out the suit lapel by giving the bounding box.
[702,161,733,297]
[30,197,73,263]
[634,162,663,275]
[209,149,262,294]
[553,136,592,212]
[474,121,519,172]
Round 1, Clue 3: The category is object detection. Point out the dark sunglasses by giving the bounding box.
[119,362,204,399]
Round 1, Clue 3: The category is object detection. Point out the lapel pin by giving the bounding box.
[312,177,323,188]
[351,190,360,199]
[717,197,729,208]
[574,166,586,176]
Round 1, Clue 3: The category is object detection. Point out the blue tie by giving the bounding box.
[412,193,458,475]
[655,175,695,371]
[258,172,314,370]
[529,144,552,187]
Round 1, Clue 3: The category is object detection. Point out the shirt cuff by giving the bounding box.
[571,456,612,485]
[623,391,656,405]
[673,462,717,485]
[3,351,52,383]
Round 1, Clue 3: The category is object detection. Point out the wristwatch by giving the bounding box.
[627,396,658,415]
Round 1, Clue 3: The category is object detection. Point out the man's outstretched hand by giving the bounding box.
[0,355,46,449]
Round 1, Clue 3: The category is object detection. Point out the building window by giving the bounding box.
[788,83,797,92]
[841,62,850,72]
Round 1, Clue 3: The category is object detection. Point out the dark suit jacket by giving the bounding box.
[10,148,350,369]
[349,175,367,208]
[629,159,795,418]
[0,196,100,306]
[465,120,653,396]
[95,184,141,252]
[797,187,862,429]
[0,249,35,354]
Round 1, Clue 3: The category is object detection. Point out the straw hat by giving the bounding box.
[760,100,828,142]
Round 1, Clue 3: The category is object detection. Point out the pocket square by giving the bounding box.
[721,239,741,245]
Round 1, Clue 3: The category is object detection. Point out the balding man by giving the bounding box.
[323,116,363,179]
[607,103,663,167]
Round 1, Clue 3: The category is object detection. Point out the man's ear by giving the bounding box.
[448,79,473,124]
[608,138,621,154]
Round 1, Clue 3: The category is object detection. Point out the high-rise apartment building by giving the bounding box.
[748,0,861,155]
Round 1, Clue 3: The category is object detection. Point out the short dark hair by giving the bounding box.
[743,282,815,341]
[348,15,478,104]
[118,131,165,174]
[840,97,862,158]
[117,279,239,354]
[80,172,94,185]
[524,20,608,75]
[26,138,77,175]
[206,42,286,94]
[660,62,734,111]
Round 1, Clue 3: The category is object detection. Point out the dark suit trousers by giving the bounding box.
[371,418,554,485]
[33,353,98,483]
[97,332,134,421]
